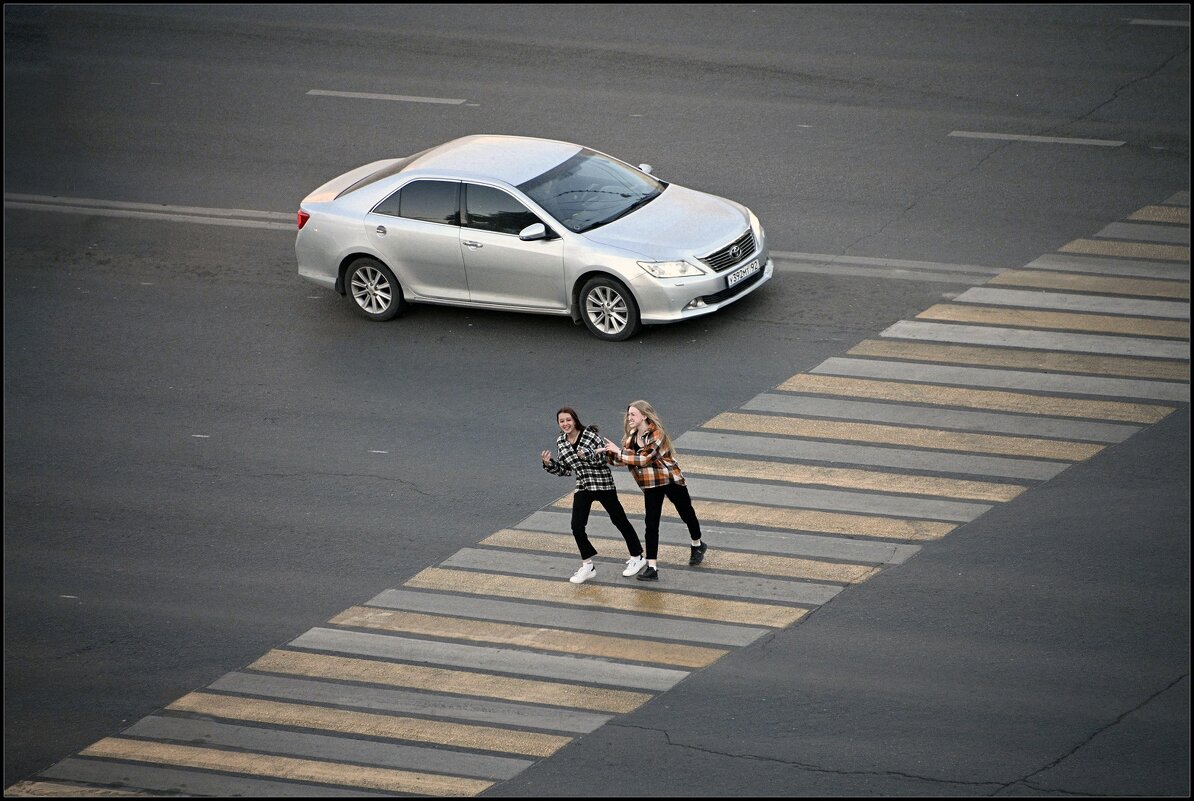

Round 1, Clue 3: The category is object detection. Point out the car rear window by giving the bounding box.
[335,147,433,199]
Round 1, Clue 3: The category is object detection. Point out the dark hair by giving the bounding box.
[556,407,597,433]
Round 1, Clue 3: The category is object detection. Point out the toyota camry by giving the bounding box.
[295,135,772,341]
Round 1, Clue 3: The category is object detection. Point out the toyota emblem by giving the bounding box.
[729,244,741,260]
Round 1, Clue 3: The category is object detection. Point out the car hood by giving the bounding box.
[580,184,749,260]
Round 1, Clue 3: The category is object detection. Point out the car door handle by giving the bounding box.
[462,240,483,249]
[375,225,386,236]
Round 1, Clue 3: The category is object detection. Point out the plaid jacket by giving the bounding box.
[609,422,686,489]
[543,426,618,492]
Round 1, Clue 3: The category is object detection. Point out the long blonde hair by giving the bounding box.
[624,400,677,457]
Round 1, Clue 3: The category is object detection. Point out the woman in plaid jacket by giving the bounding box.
[603,400,706,582]
[542,406,647,584]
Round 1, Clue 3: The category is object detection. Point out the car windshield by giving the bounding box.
[518,149,664,233]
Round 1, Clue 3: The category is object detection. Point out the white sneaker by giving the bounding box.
[622,554,647,577]
[569,563,597,584]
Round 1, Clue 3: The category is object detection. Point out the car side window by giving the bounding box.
[374,180,460,224]
[463,184,540,235]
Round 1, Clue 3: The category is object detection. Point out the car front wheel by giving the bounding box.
[346,257,405,321]
[580,276,641,341]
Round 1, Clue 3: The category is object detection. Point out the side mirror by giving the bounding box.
[638,163,654,175]
[519,222,548,241]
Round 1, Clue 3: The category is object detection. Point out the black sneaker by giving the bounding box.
[637,566,659,581]
[689,542,707,566]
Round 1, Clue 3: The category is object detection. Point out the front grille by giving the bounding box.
[700,229,756,272]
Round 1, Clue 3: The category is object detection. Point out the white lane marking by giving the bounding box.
[1165,191,1190,207]
[774,262,989,285]
[1129,19,1190,27]
[4,194,292,220]
[307,89,468,104]
[191,434,210,438]
[1023,253,1192,281]
[949,130,1125,147]
[1095,221,1191,246]
[881,320,1191,359]
[953,287,1191,319]
[4,195,293,231]
[771,251,1000,275]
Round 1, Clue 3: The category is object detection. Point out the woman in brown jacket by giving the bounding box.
[603,400,706,581]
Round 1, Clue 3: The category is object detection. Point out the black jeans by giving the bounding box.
[571,489,643,560]
[642,481,702,560]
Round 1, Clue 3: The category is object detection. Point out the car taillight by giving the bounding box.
[297,210,310,230]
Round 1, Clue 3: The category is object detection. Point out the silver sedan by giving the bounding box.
[295,135,772,340]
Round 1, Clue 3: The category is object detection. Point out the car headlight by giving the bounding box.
[637,260,707,278]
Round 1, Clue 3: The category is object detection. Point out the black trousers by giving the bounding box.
[642,481,702,560]
[572,489,643,560]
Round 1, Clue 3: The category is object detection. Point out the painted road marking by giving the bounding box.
[880,320,1190,359]
[482,532,878,582]
[242,651,645,716]
[2,194,294,230]
[406,567,809,627]
[658,454,1027,502]
[777,374,1176,423]
[288,627,690,692]
[330,603,729,667]
[367,585,770,646]
[988,269,1191,298]
[588,494,958,541]
[3,193,293,220]
[772,251,999,284]
[847,339,1189,381]
[4,778,156,797]
[37,761,366,797]
[771,251,1001,275]
[744,392,1144,441]
[307,89,468,104]
[209,670,619,728]
[482,529,881,583]
[608,471,991,523]
[515,510,922,565]
[1128,205,1190,225]
[124,715,533,780]
[678,430,1069,480]
[811,357,1189,402]
[952,287,1189,318]
[167,692,571,756]
[1095,221,1190,245]
[916,304,1189,338]
[702,409,1104,460]
[1060,238,1190,262]
[444,547,843,605]
[1023,253,1190,280]
[79,737,494,796]
[948,130,1125,146]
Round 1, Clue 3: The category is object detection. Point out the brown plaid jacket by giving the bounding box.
[609,423,686,489]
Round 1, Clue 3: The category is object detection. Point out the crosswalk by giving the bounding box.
[7,191,1189,797]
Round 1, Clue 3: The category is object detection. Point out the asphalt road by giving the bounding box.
[3,4,1190,796]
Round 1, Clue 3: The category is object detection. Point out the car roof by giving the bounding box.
[401,135,584,186]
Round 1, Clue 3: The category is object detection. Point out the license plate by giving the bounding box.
[726,258,760,288]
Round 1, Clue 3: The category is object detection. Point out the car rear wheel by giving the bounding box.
[580,276,641,341]
[346,257,405,321]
